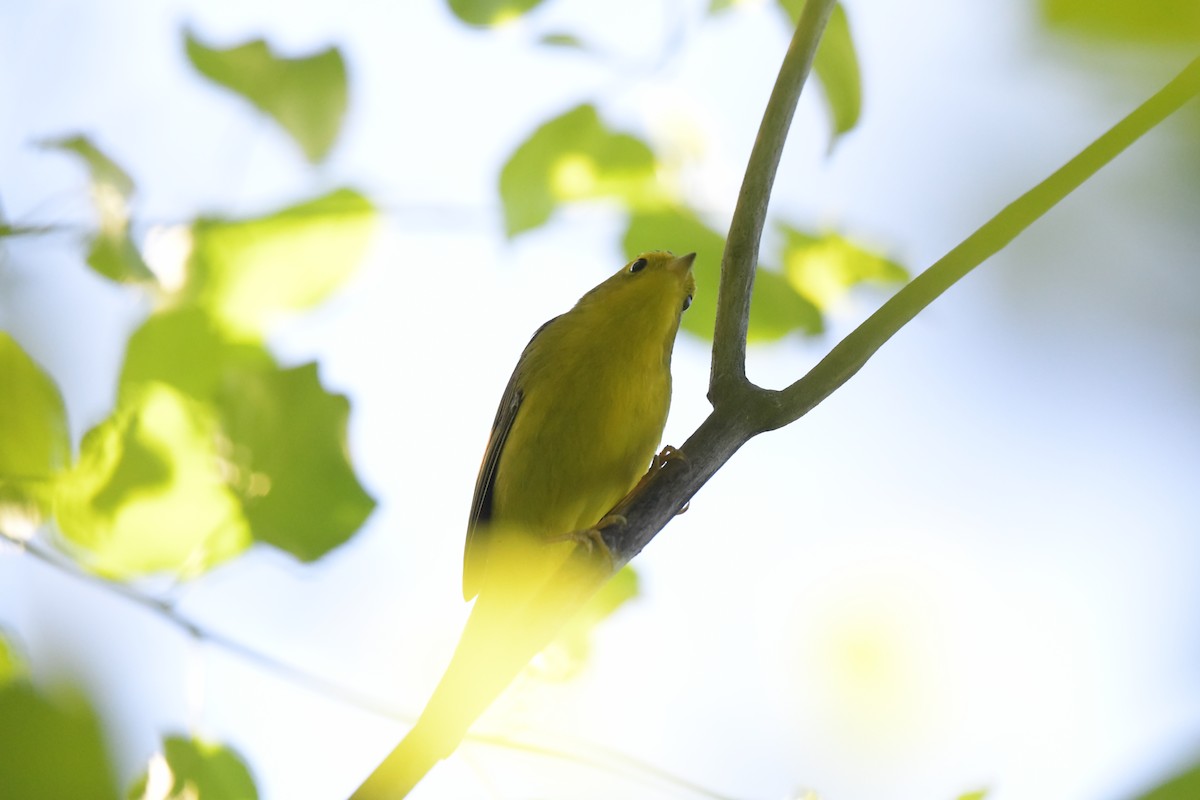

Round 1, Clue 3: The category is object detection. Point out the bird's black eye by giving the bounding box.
[682,294,693,311]
[629,258,648,273]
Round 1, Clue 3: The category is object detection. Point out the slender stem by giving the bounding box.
[766,52,1200,430]
[709,0,837,405]
[7,533,739,799]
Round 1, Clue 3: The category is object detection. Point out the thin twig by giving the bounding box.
[710,0,837,405]
[768,52,1200,430]
[5,532,741,799]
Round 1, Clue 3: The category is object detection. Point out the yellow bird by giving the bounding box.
[351,250,696,798]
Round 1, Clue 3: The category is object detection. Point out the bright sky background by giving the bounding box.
[2,1,1200,800]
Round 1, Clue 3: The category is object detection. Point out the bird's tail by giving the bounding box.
[349,547,608,799]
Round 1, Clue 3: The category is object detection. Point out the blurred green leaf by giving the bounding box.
[538,32,587,49]
[447,0,546,27]
[184,29,348,163]
[623,207,820,342]
[38,135,153,283]
[85,229,154,284]
[39,135,133,197]
[77,311,374,573]
[0,631,28,686]
[120,307,275,402]
[780,225,907,310]
[56,384,252,579]
[215,363,375,561]
[536,566,640,681]
[0,334,69,520]
[750,265,823,340]
[1041,0,1200,43]
[775,1,862,140]
[501,103,663,237]
[184,189,376,337]
[0,682,118,800]
[1130,759,1200,800]
[127,735,257,800]
[956,791,988,800]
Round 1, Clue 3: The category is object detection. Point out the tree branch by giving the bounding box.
[603,50,1200,564]
[709,0,837,405]
[765,52,1200,431]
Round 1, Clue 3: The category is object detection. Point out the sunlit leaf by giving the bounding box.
[85,229,154,284]
[780,225,907,310]
[0,334,69,521]
[39,135,133,197]
[56,384,252,579]
[1041,0,1200,43]
[0,631,28,686]
[501,104,662,237]
[956,791,988,800]
[1130,758,1200,800]
[120,307,275,403]
[750,266,823,340]
[184,189,376,337]
[215,363,375,561]
[538,32,587,49]
[184,29,348,163]
[128,735,257,800]
[38,135,153,283]
[118,310,375,565]
[623,207,820,342]
[775,1,862,141]
[0,682,118,800]
[535,566,640,681]
[446,0,546,27]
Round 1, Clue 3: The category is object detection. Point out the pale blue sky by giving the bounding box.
[2,2,1199,799]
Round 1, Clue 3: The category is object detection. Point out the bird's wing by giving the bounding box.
[462,316,557,600]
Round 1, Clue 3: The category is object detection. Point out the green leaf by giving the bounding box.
[215,363,375,561]
[956,791,988,800]
[780,225,908,310]
[0,334,69,522]
[775,1,862,140]
[120,307,275,403]
[0,682,118,800]
[56,384,252,579]
[538,32,587,49]
[623,207,821,342]
[117,309,375,567]
[446,0,546,27]
[85,229,154,284]
[184,29,348,163]
[500,104,663,237]
[750,265,823,340]
[1129,759,1200,800]
[535,566,640,681]
[38,135,154,283]
[39,135,134,197]
[127,735,258,800]
[184,189,376,337]
[1041,0,1200,43]
[0,631,28,686]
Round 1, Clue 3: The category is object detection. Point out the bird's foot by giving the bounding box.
[548,515,623,569]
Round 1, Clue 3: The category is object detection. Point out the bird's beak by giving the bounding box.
[668,252,696,274]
